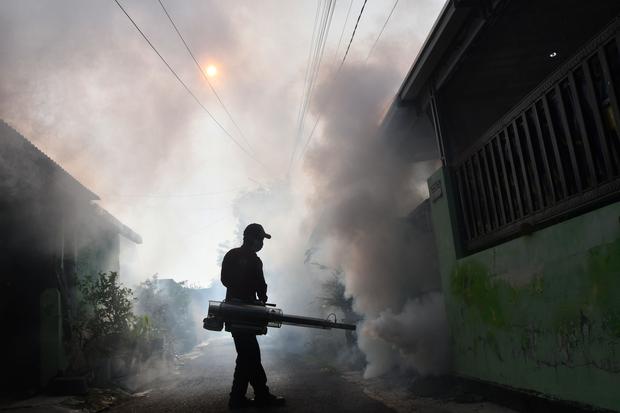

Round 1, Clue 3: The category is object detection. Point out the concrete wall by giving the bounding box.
[39,288,66,387]
[429,167,620,411]
[76,231,121,277]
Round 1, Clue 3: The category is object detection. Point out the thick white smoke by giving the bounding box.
[361,293,450,376]
[301,59,450,377]
[227,57,451,376]
[1,0,450,378]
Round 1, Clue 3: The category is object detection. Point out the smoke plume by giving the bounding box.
[1,0,449,379]
[302,58,450,377]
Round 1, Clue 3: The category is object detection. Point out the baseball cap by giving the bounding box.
[243,223,272,239]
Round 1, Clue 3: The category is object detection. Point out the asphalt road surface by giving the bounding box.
[109,335,395,413]
[107,336,519,413]
[0,334,545,413]
[0,336,596,413]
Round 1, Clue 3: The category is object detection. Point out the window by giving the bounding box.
[454,32,620,252]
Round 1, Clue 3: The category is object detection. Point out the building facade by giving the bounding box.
[0,120,141,394]
[383,1,620,410]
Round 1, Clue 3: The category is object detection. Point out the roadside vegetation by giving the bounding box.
[68,272,197,387]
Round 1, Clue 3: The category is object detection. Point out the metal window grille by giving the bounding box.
[454,26,620,253]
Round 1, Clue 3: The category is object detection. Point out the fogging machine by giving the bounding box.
[203,300,356,335]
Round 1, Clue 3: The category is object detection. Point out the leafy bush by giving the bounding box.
[66,271,139,383]
[70,272,197,384]
[86,273,132,333]
[73,272,134,351]
[133,276,196,354]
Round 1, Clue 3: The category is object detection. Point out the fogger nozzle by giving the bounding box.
[203,300,357,335]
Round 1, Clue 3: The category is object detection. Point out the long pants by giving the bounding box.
[230,333,269,399]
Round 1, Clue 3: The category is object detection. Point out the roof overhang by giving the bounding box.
[93,203,143,244]
[397,0,480,105]
[394,0,620,164]
[0,119,100,202]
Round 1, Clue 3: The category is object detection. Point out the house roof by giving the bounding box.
[1,119,142,244]
[0,119,100,201]
[396,0,474,104]
[392,0,620,163]
[93,203,143,244]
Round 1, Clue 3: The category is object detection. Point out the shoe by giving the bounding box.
[253,393,286,408]
[228,396,254,410]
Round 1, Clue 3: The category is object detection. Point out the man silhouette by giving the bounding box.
[221,223,285,409]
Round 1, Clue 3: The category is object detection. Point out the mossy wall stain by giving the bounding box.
[448,241,620,373]
[451,260,507,328]
[587,241,620,338]
[429,168,620,411]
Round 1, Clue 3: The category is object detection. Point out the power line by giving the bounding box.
[299,0,335,134]
[299,111,323,158]
[291,0,325,157]
[287,0,337,176]
[184,215,230,237]
[295,1,333,149]
[102,187,249,199]
[292,0,322,164]
[295,0,368,165]
[365,0,399,61]
[332,0,354,69]
[156,0,256,155]
[294,0,353,165]
[307,1,335,105]
[340,0,368,67]
[112,0,268,170]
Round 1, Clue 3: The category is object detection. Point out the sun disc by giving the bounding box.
[206,65,217,77]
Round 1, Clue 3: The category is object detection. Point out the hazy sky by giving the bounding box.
[0,0,445,287]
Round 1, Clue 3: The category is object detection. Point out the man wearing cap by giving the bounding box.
[221,223,285,409]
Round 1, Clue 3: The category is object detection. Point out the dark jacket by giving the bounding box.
[221,246,268,303]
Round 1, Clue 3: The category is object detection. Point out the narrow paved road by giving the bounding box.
[1,336,524,413]
[109,336,396,413]
[0,335,594,413]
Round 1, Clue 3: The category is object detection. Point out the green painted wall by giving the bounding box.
[429,167,620,411]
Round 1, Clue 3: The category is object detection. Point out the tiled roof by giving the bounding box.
[0,119,100,200]
[93,203,143,244]
[0,119,142,243]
